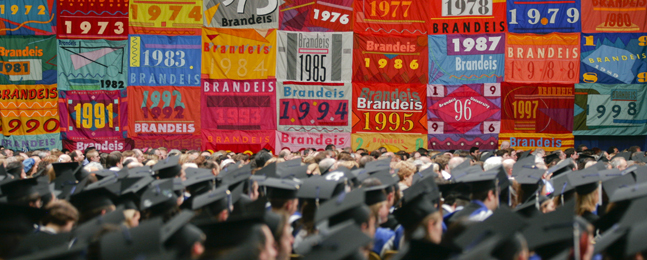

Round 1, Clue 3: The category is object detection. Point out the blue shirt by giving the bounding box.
[373,227,395,254]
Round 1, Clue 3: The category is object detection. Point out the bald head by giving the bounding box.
[500,141,510,149]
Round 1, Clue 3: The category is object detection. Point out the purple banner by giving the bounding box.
[445,33,505,56]
[58,90,127,140]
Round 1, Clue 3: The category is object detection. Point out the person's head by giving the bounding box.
[157,147,168,159]
[378,147,387,154]
[42,200,79,233]
[540,198,556,214]
[447,157,466,173]
[72,150,85,162]
[87,150,100,163]
[318,158,336,174]
[272,212,293,260]
[278,149,291,161]
[471,182,499,211]
[358,155,374,168]
[607,146,619,155]
[500,141,510,149]
[469,147,480,158]
[483,157,503,172]
[564,148,578,160]
[610,157,628,171]
[132,149,145,163]
[502,159,516,176]
[6,161,25,179]
[577,144,588,151]
[628,145,642,154]
[106,152,123,169]
[325,144,336,151]
[575,188,599,216]
[395,161,416,187]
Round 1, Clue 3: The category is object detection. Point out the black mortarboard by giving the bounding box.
[363,185,387,205]
[52,162,79,195]
[191,185,233,213]
[0,164,7,176]
[578,153,596,164]
[544,153,560,164]
[453,158,472,172]
[454,235,500,260]
[625,221,647,257]
[152,156,181,179]
[296,176,346,204]
[522,200,585,259]
[184,167,211,179]
[160,210,195,242]
[454,168,508,195]
[567,167,601,195]
[258,177,300,200]
[300,221,372,260]
[514,167,546,204]
[592,224,629,257]
[12,232,73,257]
[182,172,216,195]
[632,152,647,163]
[514,195,550,218]
[69,185,117,213]
[220,164,251,186]
[480,151,494,162]
[0,203,45,234]
[612,151,631,161]
[74,165,91,181]
[602,173,635,199]
[99,218,164,260]
[10,241,88,260]
[254,162,278,178]
[513,155,537,174]
[549,172,574,198]
[276,163,309,180]
[163,211,204,256]
[195,216,264,248]
[454,207,528,249]
[315,190,368,228]
[0,178,39,201]
[598,168,622,182]
[68,205,125,243]
[609,181,647,202]
[92,169,119,180]
[393,177,439,229]
[547,158,575,177]
[633,166,647,183]
[127,166,153,178]
[140,179,176,211]
[364,158,391,173]
[518,150,532,160]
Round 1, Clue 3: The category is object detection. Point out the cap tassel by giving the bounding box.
[573,222,581,260]
[122,227,133,245]
[315,186,320,208]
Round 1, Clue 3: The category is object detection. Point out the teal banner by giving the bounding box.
[574,84,647,136]
[0,133,61,151]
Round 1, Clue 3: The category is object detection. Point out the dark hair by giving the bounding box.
[577,144,588,151]
[370,150,381,159]
[470,147,479,153]
[106,153,122,168]
[607,146,618,154]
[495,149,509,157]
[628,146,641,154]
[6,161,23,178]
[42,200,79,226]
[325,144,335,151]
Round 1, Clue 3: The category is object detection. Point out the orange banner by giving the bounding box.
[0,84,59,136]
[351,133,427,153]
[498,133,574,152]
[202,28,276,80]
[505,33,580,84]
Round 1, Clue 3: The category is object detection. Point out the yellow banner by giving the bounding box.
[498,133,574,152]
[202,28,276,80]
[0,84,59,135]
[351,133,427,153]
[129,0,203,35]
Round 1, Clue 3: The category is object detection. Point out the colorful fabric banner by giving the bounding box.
[277,31,353,83]
[57,39,128,90]
[353,33,428,84]
[574,84,647,136]
[57,0,128,39]
[498,133,574,152]
[354,0,430,35]
[63,138,134,153]
[0,133,61,151]
[582,0,647,33]
[129,35,201,86]
[201,129,275,153]
[501,83,574,134]
[429,0,507,35]
[428,33,505,84]
[280,0,353,32]
[427,84,501,134]
[276,131,350,152]
[505,33,580,83]
[128,0,203,35]
[507,0,581,33]
[580,33,647,84]
[202,28,276,80]
[0,36,56,84]
[351,133,427,152]
[133,136,202,150]
[0,84,59,136]
[203,0,278,28]
[352,82,427,134]
[0,0,55,35]
[58,90,126,141]
[128,86,201,137]
[277,81,351,133]
[428,134,498,151]
[201,79,276,130]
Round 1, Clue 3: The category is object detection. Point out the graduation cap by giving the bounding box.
[99,217,164,260]
[70,185,118,213]
[363,158,391,173]
[547,158,575,177]
[127,166,154,178]
[92,169,120,180]
[514,195,551,218]
[10,241,89,260]
[480,151,494,162]
[549,172,574,198]
[594,196,647,248]
[220,164,251,186]
[0,203,46,234]
[454,207,528,249]
[195,215,265,249]
[140,179,177,211]
[609,181,647,202]
[453,235,501,260]
[70,207,126,243]
[613,152,631,161]
[632,152,647,163]
[0,164,7,176]
[363,185,388,205]
[517,150,532,160]
[254,162,278,178]
[191,185,233,213]
[74,165,91,181]
[567,167,601,195]
[257,177,300,200]
[577,153,596,164]
[183,167,210,179]
[161,210,204,253]
[544,153,560,164]
[512,155,537,174]
[393,176,439,229]
[0,178,39,202]
[300,221,372,260]
[514,167,546,204]
[182,172,216,195]
[522,200,585,258]
[314,189,368,228]
[602,173,635,199]
[454,168,508,195]
[633,166,647,183]
[276,163,309,180]
[296,176,346,205]
[52,162,79,197]
[12,232,73,258]
[453,158,472,173]
[625,221,647,257]
[152,155,181,179]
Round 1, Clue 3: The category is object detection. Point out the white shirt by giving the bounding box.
[441,170,451,180]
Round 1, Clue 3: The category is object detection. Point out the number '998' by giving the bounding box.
[594,102,637,118]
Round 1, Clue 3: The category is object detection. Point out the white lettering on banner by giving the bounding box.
[75,140,125,151]
[203,81,275,93]
[134,123,196,133]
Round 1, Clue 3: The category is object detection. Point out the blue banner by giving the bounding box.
[0,0,56,35]
[428,34,505,84]
[0,133,61,151]
[129,35,201,87]
[507,0,581,33]
[580,33,647,84]
[57,39,129,90]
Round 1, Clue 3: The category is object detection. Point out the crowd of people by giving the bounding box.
[1,142,647,260]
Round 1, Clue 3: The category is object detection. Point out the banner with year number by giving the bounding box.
[505,33,580,84]
[354,0,430,35]
[127,86,201,137]
[277,31,353,83]
[279,0,353,32]
[498,133,574,152]
[580,33,647,84]
[201,129,275,153]
[202,28,276,80]
[507,0,581,33]
[0,84,59,136]
[1,0,56,35]
[129,35,201,86]
[351,133,427,153]
[58,90,126,142]
[428,33,505,84]
[203,0,278,28]
[574,84,647,136]
[57,0,127,39]
[353,33,428,84]
[352,82,427,134]
[429,0,507,35]
[128,0,202,35]
[57,39,128,90]
[277,81,351,133]
[501,83,574,134]
[427,83,501,150]
[581,0,647,33]
[201,79,276,131]
[0,36,56,84]
[276,131,350,152]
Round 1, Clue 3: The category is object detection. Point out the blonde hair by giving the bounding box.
[575,188,599,215]
[337,160,358,169]
[395,161,416,181]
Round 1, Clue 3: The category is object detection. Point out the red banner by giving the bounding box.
[352,82,427,134]
[280,0,354,32]
[57,0,128,39]
[353,33,428,84]
[354,0,431,35]
[201,79,276,131]
[133,136,202,150]
[429,0,507,34]
[201,130,275,153]
[501,83,574,134]
[582,0,647,33]
[63,138,133,153]
[127,86,201,137]
[505,33,580,84]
